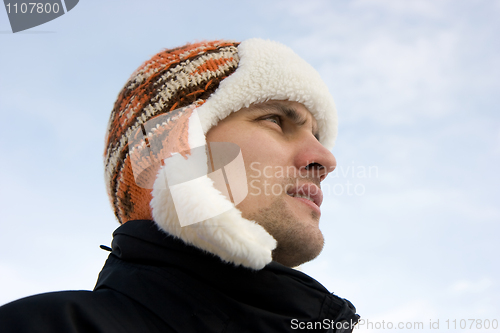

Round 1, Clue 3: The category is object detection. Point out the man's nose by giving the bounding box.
[294,134,337,182]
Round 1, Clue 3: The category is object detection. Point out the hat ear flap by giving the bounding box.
[151,106,276,270]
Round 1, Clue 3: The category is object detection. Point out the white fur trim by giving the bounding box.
[198,38,338,149]
[187,109,206,148]
[151,38,336,270]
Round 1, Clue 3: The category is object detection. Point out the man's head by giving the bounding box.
[105,38,338,269]
[206,100,336,267]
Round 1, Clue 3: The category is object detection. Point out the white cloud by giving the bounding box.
[352,0,446,18]
[448,277,494,296]
[0,85,102,153]
[271,0,498,128]
[363,299,437,330]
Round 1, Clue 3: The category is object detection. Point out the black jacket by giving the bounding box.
[0,220,359,332]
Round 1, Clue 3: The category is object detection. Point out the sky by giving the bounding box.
[1,0,499,332]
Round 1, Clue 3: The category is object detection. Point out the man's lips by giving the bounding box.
[286,183,323,209]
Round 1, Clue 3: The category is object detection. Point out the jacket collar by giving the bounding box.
[95,220,359,332]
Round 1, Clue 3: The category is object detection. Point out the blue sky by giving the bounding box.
[1,1,499,331]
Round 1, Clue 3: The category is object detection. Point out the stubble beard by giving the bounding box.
[246,194,324,268]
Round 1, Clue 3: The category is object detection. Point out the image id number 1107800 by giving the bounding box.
[5,2,60,14]
[445,319,498,330]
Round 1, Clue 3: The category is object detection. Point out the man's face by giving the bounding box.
[206,101,337,267]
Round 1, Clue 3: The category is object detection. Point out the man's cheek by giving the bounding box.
[249,179,261,196]
[249,161,262,178]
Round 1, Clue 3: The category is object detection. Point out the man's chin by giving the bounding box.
[272,234,324,267]
[243,195,324,267]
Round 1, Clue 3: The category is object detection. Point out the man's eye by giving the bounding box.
[264,115,281,126]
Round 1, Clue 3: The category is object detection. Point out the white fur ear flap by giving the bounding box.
[151,155,277,269]
[151,109,276,270]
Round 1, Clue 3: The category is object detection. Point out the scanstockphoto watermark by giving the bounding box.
[354,318,499,330]
[248,162,379,197]
[291,318,499,331]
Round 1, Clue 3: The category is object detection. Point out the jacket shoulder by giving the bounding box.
[0,290,172,333]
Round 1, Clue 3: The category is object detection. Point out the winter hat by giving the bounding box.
[104,38,338,269]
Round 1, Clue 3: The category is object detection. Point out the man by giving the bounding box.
[0,39,359,332]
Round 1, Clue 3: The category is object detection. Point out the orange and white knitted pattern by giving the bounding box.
[104,40,240,224]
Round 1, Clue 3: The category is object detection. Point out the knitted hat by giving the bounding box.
[104,38,338,269]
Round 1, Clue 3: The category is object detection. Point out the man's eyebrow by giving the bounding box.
[255,104,320,141]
